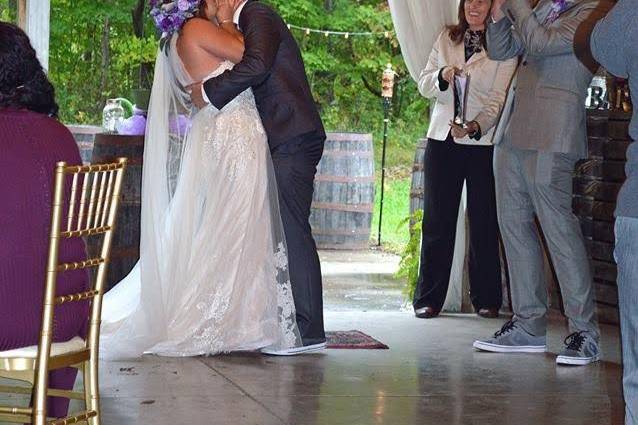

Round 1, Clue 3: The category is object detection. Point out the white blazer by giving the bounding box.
[418,30,518,146]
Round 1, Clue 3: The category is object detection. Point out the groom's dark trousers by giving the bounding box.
[271,133,325,345]
[203,0,326,345]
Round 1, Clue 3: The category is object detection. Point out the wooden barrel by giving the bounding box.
[572,108,630,324]
[310,132,375,250]
[409,138,428,220]
[87,134,144,291]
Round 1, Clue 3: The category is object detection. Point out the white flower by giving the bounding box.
[161,1,176,12]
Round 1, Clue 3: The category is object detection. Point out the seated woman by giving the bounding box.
[413,0,517,319]
[0,22,89,418]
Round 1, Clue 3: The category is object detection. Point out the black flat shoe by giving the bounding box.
[415,306,441,319]
[477,308,499,318]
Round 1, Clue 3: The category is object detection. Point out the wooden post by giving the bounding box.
[17,0,51,72]
[17,0,26,28]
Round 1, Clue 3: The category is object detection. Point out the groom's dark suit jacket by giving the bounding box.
[203,0,325,150]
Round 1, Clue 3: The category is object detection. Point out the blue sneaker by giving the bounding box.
[556,331,600,366]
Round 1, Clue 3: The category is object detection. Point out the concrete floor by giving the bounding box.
[1,250,626,424]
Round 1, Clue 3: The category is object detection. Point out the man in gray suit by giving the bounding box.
[472,0,601,365]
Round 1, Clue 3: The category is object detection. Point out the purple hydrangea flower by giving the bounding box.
[160,16,174,33]
[149,0,200,36]
[173,15,185,29]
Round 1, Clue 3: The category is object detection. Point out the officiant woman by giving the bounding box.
[412,0,517,319]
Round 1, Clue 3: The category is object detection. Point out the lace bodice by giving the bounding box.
[204,59,234,81]
[165,34,266,181]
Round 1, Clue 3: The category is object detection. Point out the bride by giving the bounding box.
[100,0,302,359]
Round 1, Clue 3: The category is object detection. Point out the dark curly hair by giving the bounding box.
[0,22,59,116]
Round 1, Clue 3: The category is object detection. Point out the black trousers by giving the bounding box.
[413,137,502,311]
[271,133,326,346]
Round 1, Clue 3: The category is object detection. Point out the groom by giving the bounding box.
[190,0,326,354]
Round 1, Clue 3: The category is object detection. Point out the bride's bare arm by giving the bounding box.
[219,21,244,44]
[215,0,244,43]
[183,18,244,64]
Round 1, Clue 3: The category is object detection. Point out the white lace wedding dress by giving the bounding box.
[100,34,302,359]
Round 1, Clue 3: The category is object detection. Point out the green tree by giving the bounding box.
[0,0,17,22]
[48,0,156,123]
[265,0,428,166]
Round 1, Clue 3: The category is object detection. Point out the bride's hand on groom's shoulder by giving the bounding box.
[215,0,235,24]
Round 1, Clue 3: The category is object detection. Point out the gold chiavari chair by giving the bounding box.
[0,158,127,425]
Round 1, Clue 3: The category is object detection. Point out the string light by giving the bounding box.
[286,23,394,39]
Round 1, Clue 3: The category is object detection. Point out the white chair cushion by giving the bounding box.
[0,337,85,359]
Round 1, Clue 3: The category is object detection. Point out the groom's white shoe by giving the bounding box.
[261,342,327,356]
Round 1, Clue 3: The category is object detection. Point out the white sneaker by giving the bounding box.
[261,342,327,356]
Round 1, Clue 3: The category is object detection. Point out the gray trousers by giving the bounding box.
[614,216,638,425]
[494,145,599,338]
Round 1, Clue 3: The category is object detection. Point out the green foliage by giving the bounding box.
[370,176,411,252]
[111,34,157,86]
[265,0,429,165]
[0,0,16,22]
[395,209,423,302]
[48,0,157,123]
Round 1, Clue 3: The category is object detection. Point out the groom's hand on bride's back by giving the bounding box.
[188,82,208,109]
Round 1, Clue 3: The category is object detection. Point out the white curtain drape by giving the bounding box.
[389,0,468,312]
[388,0,459,81]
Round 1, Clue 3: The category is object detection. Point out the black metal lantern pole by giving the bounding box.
[378,64,395,246]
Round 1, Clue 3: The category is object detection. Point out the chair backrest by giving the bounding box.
[33,158,127,418]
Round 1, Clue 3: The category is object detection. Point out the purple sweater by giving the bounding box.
[0,108,89,417]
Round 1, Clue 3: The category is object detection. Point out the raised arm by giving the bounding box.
[417,32,453,104]
[183,18,244,64]
[203,4,281,109]
[219,20,244,45]
[501,0,597,56]
[486,17,525,60]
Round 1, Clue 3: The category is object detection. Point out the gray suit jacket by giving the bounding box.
[487,0,599,157]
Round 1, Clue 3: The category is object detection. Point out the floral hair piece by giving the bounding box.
[150,0,201,36]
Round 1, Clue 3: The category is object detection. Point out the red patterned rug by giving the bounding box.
[326,330,389,349]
